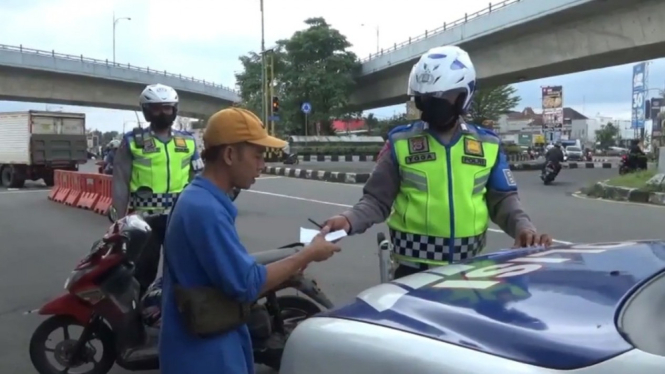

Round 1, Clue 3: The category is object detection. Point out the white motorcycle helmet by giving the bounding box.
[139,84,179,124]
[107,139,121,150]
[408,45,477,114]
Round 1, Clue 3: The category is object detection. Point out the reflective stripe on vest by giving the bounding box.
[386,122,500,266]
[128,132,195,212]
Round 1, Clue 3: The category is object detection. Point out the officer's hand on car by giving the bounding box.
[323,215,351,233]
[513,229,553,248]
[302,227,341,262]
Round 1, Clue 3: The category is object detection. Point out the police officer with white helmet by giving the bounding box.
[112,83,203,293]
[324,46,552,278]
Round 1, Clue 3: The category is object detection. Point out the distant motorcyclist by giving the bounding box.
[627,139,647,170]
[103,140,120,175]
[545,142,564,175]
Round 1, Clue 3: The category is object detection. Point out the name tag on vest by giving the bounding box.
[405,152,437,164]
[461,156,487,167]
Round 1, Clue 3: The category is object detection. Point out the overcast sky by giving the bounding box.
[0,0,662,132]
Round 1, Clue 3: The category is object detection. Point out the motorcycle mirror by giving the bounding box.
[107,207,118,223]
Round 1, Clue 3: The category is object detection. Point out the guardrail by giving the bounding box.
[360,0,521,63]
[0,43,238,94]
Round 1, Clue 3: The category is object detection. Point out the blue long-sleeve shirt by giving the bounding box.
[159,175,268,374]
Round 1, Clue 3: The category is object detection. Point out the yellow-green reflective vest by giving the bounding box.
[386,122,500,267]
[127,130,196,213]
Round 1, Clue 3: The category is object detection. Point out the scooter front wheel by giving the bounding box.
[29,315,116,374]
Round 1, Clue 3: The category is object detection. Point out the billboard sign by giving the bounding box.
[631,62,646,129]
[518,133,532,146]
[541,85,563,130]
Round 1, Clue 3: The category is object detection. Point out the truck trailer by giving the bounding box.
[0,111,87,188]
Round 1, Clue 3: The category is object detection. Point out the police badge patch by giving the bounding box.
[142,138,159,153]
[173,137,189,152]
[408,136,429,154]
[174,137,187,148]
[463,138,484,157]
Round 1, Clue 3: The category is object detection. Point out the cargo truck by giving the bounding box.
[0,111,88,188]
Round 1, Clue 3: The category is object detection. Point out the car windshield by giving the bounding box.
[567,147,581,152]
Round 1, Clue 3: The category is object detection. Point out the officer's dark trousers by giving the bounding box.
[135,214,168,296]
[394,265,423,279]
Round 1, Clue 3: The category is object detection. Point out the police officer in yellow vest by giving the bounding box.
[112,83,203,293]
[323,46,552,279]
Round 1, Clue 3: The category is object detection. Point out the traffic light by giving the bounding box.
[272,96,279,113]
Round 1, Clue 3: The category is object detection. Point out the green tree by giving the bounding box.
[595,122,620,150]
[280,18,360,135]
[235,17,360,136]
[374,113,409,139]
[467,85,521,125]
[235,52,271,116]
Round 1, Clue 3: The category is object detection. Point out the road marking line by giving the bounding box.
[256,176,282,180]
[246,189,352,208]
[0,189,49,195]
[245,189,572,244]
[260,174,363,187]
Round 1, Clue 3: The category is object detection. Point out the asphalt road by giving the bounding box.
[1,167,661,373]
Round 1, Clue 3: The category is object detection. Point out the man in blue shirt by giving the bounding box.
[160,107,341,374]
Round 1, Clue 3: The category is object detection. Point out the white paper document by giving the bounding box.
[299,227,347,244]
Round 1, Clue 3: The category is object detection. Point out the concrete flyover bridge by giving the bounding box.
[350,0,665,110]
[0,44,241,117]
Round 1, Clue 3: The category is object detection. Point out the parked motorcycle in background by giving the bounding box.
[26,213,333,374]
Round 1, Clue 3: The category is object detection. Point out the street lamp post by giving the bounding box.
[113,12,131,64]
[361,23,380,54]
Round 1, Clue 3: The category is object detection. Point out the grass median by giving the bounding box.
[604,170,656,189]
[582,170,665,203]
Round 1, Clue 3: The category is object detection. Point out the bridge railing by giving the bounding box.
[0,43,238,94]
[360,0,521,63]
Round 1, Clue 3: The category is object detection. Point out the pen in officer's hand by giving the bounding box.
[308,218,323,229]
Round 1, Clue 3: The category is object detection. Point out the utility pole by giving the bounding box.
[361,24,380,53]
[260,0,267,124]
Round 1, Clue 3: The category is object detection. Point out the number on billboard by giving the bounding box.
[633,92,644,109]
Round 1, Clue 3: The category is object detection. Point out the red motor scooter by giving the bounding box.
[26,214,333,374]
[26,214,161,374]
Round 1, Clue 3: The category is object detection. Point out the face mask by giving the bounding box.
[420,98,459,131]
[151,114,173,130]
